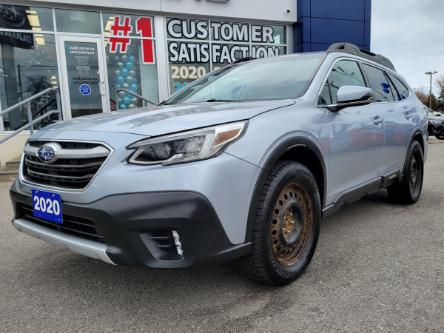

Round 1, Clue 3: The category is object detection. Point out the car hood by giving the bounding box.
[45,100,295,136]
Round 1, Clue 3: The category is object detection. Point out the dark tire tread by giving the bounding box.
[387,141,424,205]
[242,161,321,286]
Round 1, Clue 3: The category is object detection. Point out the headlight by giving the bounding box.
[127,121,247,165]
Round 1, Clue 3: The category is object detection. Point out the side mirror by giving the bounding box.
[324,86,374,112]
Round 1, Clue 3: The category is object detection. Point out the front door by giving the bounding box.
[318,59,385,203]
[58,36,108,119]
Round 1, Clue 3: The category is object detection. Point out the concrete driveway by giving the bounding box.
[1,143,443,332]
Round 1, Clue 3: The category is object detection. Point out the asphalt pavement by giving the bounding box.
[0,143,443,332]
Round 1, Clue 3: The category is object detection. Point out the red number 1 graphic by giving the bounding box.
[136,17,155,64]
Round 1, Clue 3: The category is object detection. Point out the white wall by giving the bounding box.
[28,0,297,22]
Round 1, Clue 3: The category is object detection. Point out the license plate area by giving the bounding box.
[32,189,63,224]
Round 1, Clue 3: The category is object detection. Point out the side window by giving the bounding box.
[318,60,366,105]
[361,64,395,102]
[388,74,410,100]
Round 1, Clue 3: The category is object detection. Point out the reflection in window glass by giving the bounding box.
[361,64,395,102]
[318,60,366,105]
[55,9,100,34]
[0,5,53,32]
[105,38,159,110]
[166,54,324,104]
[388,73,410,100]
[64,41,103,118]
[0,34,58,130]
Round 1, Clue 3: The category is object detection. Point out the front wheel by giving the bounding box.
[243,161,321,286]
[387,141,424,204]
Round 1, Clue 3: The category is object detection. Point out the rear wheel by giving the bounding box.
[244,161,321,286]
[387,141,424,204]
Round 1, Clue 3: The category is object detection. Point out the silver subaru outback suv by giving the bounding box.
[10,43,428,285]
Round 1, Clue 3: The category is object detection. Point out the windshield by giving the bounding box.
[164,54,325,105]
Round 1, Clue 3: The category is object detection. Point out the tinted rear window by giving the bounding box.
[388,74,410,100]
[361,64,395,102]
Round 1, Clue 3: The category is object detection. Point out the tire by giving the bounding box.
[437,135,444,141]
[387,141,424,204]
[243,161,321,286]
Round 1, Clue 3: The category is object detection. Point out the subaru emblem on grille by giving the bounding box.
[37,143,60,163]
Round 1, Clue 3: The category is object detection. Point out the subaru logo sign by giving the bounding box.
[37,143,60,164]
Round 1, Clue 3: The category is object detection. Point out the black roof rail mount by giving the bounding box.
[233,57,256,64]
[327,42,395,71]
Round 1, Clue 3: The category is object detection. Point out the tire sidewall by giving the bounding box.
[261,163,321,284]
[405,141,424,202]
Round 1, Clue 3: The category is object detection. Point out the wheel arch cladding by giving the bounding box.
[413,131,425,154]
[245,137,326,243]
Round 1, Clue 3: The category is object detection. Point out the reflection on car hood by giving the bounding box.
[45,100,295,136]
[428,114,444,122]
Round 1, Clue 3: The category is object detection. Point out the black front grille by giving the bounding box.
[17,203,105,243]
[23,141,110,190]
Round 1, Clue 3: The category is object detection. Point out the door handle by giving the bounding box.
[373,116,384,126]
[404,110,414,119]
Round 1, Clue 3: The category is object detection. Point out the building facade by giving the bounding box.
[0,0,370,133]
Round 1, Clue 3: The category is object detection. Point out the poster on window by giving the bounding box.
[103,14,159,110]
[166,18,287,92]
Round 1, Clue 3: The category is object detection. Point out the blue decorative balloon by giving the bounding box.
[127,62,134,70]
[123,95,132,104]
[121,68,129,76]
[117,76,125,84]
[114,69,120,76]
[122,82,129,88]
[130,83,138,92]
[121,54,128,61]
[128,103,136,109]
[128,55,135,62]
[117,62,124,68]
[119,103,127,109]
[129,69,136,76]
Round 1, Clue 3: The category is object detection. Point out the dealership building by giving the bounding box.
[0,0,371,163]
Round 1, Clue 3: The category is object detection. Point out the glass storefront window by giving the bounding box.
[0,33,58,130]
[0,5,54,32]
[55,9,100,34]
[166,18,288,93]
[105,38,159,110]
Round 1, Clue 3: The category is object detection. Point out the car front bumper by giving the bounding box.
[10,184,251,268]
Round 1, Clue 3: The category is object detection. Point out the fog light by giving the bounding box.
[172,230,183,256]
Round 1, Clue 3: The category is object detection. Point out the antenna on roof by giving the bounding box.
[327,43,395,71]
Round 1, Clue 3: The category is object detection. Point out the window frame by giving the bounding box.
[316,56,412,109]
[386,72,411,101]
[315,57,368,107]
[360,62,397,103]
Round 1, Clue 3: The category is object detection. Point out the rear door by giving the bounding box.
[318,59,385,201]
[384,73,416,173]
[360,64,411,176]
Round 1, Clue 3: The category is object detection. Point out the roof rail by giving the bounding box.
[327,43,395,71]
[233,57,256,64]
